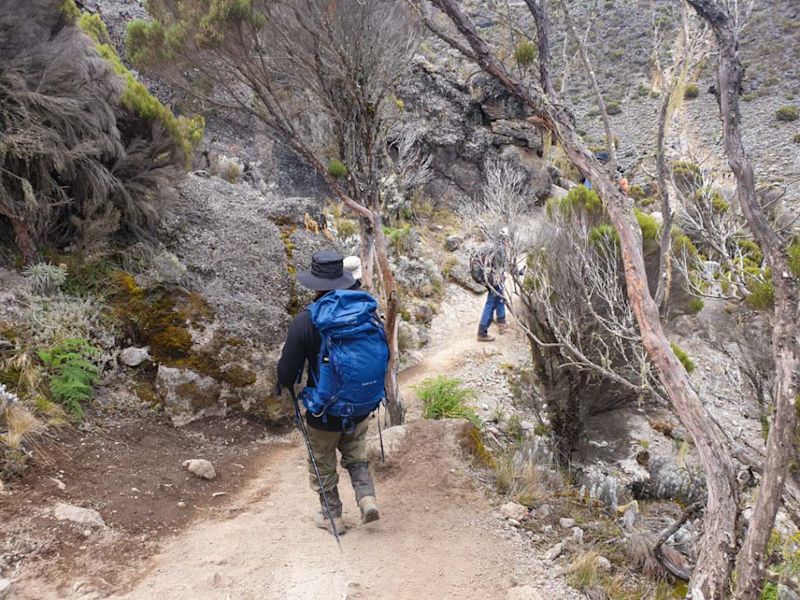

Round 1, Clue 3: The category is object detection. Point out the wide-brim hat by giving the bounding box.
[343,255,362,281]
[297,250,355,291]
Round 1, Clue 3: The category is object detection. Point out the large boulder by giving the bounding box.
[398,57,551,205]
[143,174,339,426]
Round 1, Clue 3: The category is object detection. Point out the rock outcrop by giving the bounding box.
[121,174,342,426]
[398,57,552,206]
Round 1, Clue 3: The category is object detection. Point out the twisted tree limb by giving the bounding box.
[421,2,739,597]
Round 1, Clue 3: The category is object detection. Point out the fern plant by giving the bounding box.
[37,338,99,418]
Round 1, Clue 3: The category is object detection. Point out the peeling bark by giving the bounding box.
[686,2,800,598]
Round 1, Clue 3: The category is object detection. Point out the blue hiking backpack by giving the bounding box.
[300,290,390,430]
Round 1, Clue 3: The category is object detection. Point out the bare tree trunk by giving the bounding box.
[372,208,405,426]
[423,2,739,596]
[653,84,675,309]
[654,3,691,310]
[522,0,556,98]
[561,2,616,169]
[0,209,36,265]
[687,2,800,598]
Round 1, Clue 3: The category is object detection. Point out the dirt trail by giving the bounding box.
[19,286,552,600]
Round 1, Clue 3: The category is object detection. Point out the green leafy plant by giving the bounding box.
[788,239,800,276]
[684,83,699,99]
[670,342,696,373]
[327,159,348,179]
[776,105,799,122]
[37,338,100,418]
[793,133,800,144]
[687,298,705,314]
[605,101,622,115]
[513,40,537,67]
[416,376,479,425]
[22,263,67,296]
[634,208,660,245]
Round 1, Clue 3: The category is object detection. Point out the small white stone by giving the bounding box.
[500,501,527,521]
[183,459,216,480]
[559,517,576,529]
[596,556,612,571]
[177,501,187,508]
[54,503,106,528]
[508,518,521,527]
[119,346,151,367]
[572,526,584,544]
[544,542,564,561]
[0,578,11,600]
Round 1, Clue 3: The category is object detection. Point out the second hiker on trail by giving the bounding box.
[470,229,510,342]
[277,250,389,535]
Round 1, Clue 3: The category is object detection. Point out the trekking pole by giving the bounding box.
[288,386,343,552]
[377,404,385,463]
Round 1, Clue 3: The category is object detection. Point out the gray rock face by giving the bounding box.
[156,366,224,427]
[162,175,292,348]
[398,58,551,205]
[151,175,341,426]
[54,503,106,528]
[119,347,150,368]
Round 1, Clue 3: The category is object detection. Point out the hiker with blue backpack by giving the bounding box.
[277,250,389,538]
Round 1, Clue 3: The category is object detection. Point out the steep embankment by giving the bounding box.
[13,285,574,600]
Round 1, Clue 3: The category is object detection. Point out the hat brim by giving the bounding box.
[297,270,356,291]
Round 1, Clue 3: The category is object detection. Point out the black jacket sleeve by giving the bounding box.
[277,311,316,389]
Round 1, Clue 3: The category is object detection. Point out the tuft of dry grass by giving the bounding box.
[1,404,44,449]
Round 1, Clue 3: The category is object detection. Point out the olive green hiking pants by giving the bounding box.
[306,418,370,494]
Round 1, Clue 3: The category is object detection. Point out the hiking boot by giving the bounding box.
[497,322,510,334]
[314,487,345,535]
[477,333,495,342]
[314,510,346,534]
[358,495,380,524]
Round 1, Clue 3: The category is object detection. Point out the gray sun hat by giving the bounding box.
[297,250,355,291]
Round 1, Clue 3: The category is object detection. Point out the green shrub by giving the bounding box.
[788,240,800,276]
[37,338,100,418]
[22,263,68,296]
[672,160,703,192]
[606,101,622,115]
[416,376,479,426]
[589,224,619,246]
[514,40,538,67]
[742,92,758,102]
[327,159,348,179]
[776,105,799,122]
[82,16,203,165]
[61,0,80,24]
[684,83,699,99]
[670,342,696,373]
[634,208,660,245]
[636,84,651,98]
[335,218,359,240]
[793,133,800,144]
[746,270,775,310]
[687,298,705,314]
[628,184,646,201]
[548,185,602,217]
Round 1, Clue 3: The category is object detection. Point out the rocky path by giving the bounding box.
[18,285,569,600]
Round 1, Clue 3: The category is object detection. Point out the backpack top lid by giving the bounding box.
[308,289,380,335]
